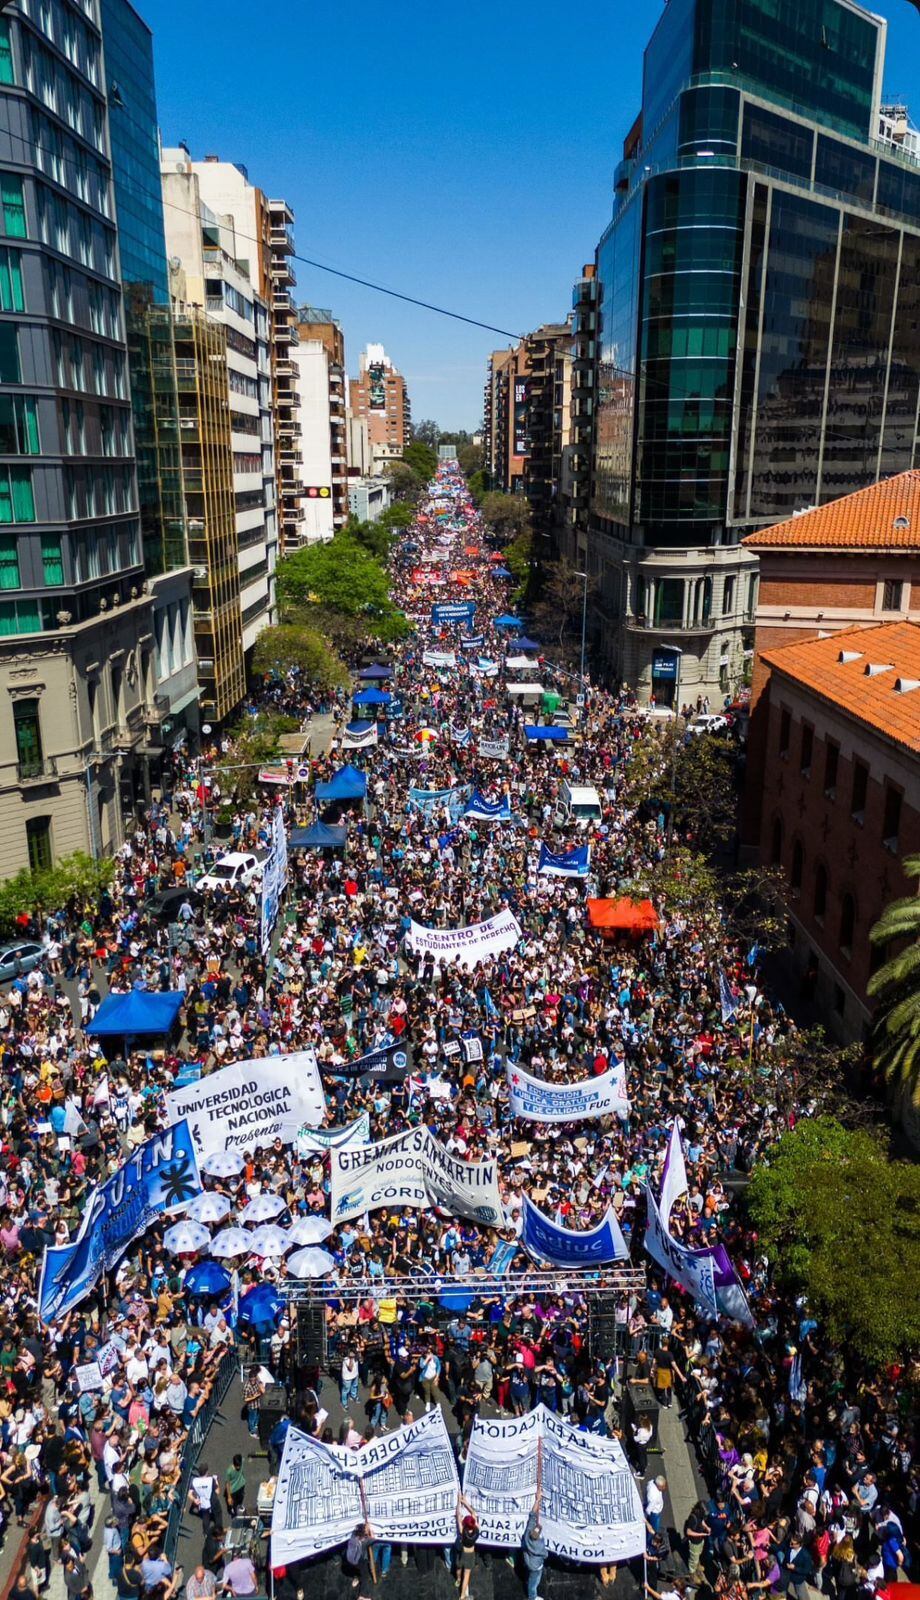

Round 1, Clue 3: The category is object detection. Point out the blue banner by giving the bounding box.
[408,785,470,822]
[488,1238,520,1276]
[460,635,484,650]
[432,602,476,625]
[521,1195,629,1267]
[39,1121,202,1324]
[463,790,512,822]
[537,843,590,878]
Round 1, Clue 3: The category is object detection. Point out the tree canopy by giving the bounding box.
[401,440,438,481]
[251,624,347,689]
[278,532,393,617]
[868,852,920,1139]
[0,851,116,932]
[619,725,739,852]
[479,491,531,538]
[746,1116,920,1363]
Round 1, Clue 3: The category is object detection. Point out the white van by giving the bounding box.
[560,782,603,824]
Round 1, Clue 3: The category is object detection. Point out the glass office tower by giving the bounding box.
[590,0,920,703]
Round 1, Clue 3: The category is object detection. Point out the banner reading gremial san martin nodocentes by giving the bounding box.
[330,1124,503,1226]
[272,1408,459,1564]
[166,1051,325,1161]
[406,907,522,970]
[462,1405,644,1564]
[506,1060,628,1123]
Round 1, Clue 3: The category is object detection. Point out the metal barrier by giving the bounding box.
[165,1346,239,1563]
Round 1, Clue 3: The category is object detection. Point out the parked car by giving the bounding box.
[686,712,730,737]
[0,940,44,980]
[197,852,263,894]
[142,886,201,924]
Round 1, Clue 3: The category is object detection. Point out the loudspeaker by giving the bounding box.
[589,1298,622,1362]
[621,1381,660,1448]
[295,1304,327,1367]
[257,1383,287,1449]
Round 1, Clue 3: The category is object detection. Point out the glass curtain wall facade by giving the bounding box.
[589,0,920,700]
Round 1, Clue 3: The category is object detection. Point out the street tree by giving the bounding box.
[401,440,438,481]
[479,491,531,538]
[868,853,920,1138]
[277,533,393,617]
[251,624,347,689]
[412,419,440,448]
[620,724,738,852]
[385,461,425,505]
[746,1116,920,1364]
[0,851,116,932]
[531,560,597,650]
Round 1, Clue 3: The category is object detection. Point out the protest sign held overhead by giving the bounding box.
[166,1051,325,1159]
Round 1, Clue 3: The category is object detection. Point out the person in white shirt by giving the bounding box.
[645,1475,666,1532]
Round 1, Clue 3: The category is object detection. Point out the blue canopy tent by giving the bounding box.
[87,990,184,1042]
[524,725,570,743]
[357,664,392,680]
[289,821,348,850]
[517,636,541,651]
[494,614,524,629]
[315,763,368,802]
[493,567,513,579]
[353,687,392,708]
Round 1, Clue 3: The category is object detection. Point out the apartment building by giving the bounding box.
[483,344,530,496]
[267,200,304,552]
[349,343,410,473]
[291,305,347,544]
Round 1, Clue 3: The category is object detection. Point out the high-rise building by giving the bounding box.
[267,200,304,553]
[483,345,530,496]
[348,344,410,472]
[522,321,572,553]
[0,0,170,870]
[100,0,198,762]
[589,0,920,705]
[291,306,347,544]
[559,266,597,568]
[161,148,278,721]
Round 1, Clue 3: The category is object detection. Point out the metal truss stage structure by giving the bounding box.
[279,1265,646,1306]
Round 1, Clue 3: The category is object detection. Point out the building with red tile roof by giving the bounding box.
[752,621,920,1045]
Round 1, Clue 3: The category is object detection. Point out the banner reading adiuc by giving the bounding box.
[272,1409,459,1564]
[330,1125,503,1226]
[462,1405,644,1563]
[39,1121,202,1324]
[166,1051,326,1160]
[507,1061,628,1123]
[520,1195,629,1267]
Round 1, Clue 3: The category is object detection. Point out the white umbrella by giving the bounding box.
[162,1220,211,1256]
[209,1226,252,1259]
[247,1224,293,1258]
[239,1193,286,1225]
[201,1150,245,1178]
[286,1246,336,1280]
[185,1192,232,1225]
[286,1216,332,1246]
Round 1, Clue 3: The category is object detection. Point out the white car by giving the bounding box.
[197,852,263,894]
[687,713,730,737]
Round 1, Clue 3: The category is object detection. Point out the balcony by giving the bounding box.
[270,258,296,287]
[18,755,59,784]
[270,226,294,254]
[625,615,715,635]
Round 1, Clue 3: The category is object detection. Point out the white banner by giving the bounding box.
[260,806,288,958]
[272,1408,459,1563]
[422,649,456,668]
[478,737,510,760]
[507,1061,628,1123]
[167,1052,325,1160]
[342,724,378,750]
[295,1112,369,1157]
[406,907,522,970]
[644,1183,718,1317]
[659,1119,689,1230]
[463,1405,645,1564]
[331,1125,503,1227]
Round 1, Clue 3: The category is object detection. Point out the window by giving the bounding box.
[882,783,902,852]
[13,697,42,776]
[41,535,63,585]
[851,759,868,823]
[791,839,804,895]
[722,575,735,615]
[779,706,791,755]
[839,893,856,959]
[0,248,23,312]
[0,599,45,634]
[770,816,783,866]
[0,325,19,384]
[0,175,26,238]
[824,740,839,797]
[0,19,14,86]
[800,723,813,776]
[0,397,39,455]
[814,861,828,922]
[0,468,34,523]
[0,532,18,588]
[25,815,52,873]
[881,579,903,612]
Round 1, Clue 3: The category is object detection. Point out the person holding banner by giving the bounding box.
[456,1499,480,1600]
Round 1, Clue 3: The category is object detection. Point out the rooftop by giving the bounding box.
[743,471,920,551]
[761,621,920,753]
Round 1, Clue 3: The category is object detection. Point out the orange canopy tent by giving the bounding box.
[587,897,660,936]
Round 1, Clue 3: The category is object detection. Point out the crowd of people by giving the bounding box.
[0,462,912,1600]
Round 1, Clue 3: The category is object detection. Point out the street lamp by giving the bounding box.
[574,570,589,684]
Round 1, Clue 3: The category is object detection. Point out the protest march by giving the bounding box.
[0,460,912,1600]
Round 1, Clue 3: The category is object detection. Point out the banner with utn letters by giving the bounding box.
[462,1405,645,1564]
[272,1408,459,1563]
[330,1124,503,1226]
[506,1061,628,1123]
[166,1051,325,1160]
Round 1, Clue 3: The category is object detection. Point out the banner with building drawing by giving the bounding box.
[271,1408,459,1562]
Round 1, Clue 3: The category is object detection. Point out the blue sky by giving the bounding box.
[141,0,920,431]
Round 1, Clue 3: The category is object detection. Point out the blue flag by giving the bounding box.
[39,1121,202,1324]
[521,1195,629,1267]
[720,971,740,1023]
[536,843,590,878]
